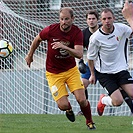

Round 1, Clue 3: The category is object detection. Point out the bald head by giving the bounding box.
[59,7,74,32]
[60,7,74,18]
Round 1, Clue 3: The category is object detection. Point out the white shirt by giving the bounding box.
[87,23,132,74]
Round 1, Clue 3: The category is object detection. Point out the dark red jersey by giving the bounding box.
[39,23,83,73]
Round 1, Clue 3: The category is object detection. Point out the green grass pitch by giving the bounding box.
[0,114,133,133]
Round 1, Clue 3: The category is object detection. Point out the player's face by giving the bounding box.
[59,10,74,32]
[100,11,114,33]
[87,14,98,28]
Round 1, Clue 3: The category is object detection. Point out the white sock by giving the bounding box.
[101,96,113,106]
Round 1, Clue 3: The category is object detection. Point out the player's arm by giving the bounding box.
[78,30,88,73]
[122,0,133,31]
[51,42,83,59]
[67,45,83,59]
[51,30,83,59]
[87,35,99,84]
[88,60,96,84]
[25,34,42,67]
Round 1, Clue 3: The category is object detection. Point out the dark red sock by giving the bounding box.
[80,101,93,124]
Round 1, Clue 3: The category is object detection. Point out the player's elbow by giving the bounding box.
[76,55,83,59]
[75,46,83,59]
[78,54,83,59]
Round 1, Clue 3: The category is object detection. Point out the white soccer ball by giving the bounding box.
[0,39,13,59]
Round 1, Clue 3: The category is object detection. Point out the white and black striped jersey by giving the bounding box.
[87,23,132,74]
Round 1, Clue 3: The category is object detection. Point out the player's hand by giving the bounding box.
[25,54,33,68]
[122,0,133,20]
[51,42,67,49]
[78,59,87,74]
[89,75,96,84]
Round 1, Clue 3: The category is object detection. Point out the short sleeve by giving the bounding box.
[39,26,50,40]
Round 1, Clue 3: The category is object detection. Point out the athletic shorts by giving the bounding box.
[81,62,97,82]
[96,70,133,96]
[46,66,84,101]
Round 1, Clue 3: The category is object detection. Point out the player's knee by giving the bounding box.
[112,99,123,106]
[84,83,89,89]
[57,103,69,111]
[77,99,87,107]
[129,93,133,99]
[57,101,70,111]
[82,79,89,88]
[56,96,70,111]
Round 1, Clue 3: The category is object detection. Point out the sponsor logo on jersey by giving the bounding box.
[108,35,115,40]
[53,39,60,41]
[116,36,122,41]
[128,78,133,81]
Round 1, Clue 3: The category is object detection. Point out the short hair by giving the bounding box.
[86,10,99,20]
[59,7,74,18]
[101,8,114,16]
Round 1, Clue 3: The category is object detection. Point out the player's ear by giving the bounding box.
[72,16,75,22]
[100,17,102,22]
[113,15,115,20]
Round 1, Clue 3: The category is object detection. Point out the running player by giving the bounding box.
[25,7,96,130]
[87,8,133,116]
[77,10,100,115]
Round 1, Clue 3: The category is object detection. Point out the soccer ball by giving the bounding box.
[0,39,13,59]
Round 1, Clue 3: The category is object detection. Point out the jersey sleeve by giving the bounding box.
[120,23,132,38]
[87,34,99,60]
[39,26,50,40]
[74,30,83,46]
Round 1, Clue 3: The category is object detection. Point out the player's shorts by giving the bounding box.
[81,62,97,81]
[46,66,84,101]
[81,62,91,79]
[96,70,133,96]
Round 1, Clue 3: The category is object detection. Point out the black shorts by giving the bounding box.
[96,70,133,96]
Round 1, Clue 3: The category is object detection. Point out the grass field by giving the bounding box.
[0,114,133,133]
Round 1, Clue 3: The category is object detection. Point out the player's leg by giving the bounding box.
[73,89,96,129]
[121,84,133,99]
[56,96,75,122]
[45,70,75,122]
[82,78,89,99]
[67,66,96,129]
[120,89,133,113]
[97,70,133,116]
[81,62,91,99]
[97,89,123,116]
[96,71,123,116]
[76,78,89,115]
[97,89,133,116]
[121,85,133,114]
[77,63,91,115]
[119,70,133,113]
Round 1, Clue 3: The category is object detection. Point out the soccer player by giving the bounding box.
[25,7,96,130]
[87,8,133,116]
[77,10,100,115]
[78,9,133,115]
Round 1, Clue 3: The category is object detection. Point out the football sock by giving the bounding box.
[101,96,113,106]
[85,89,88,100]
[80,101,93,124]
[120,89,133,113]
